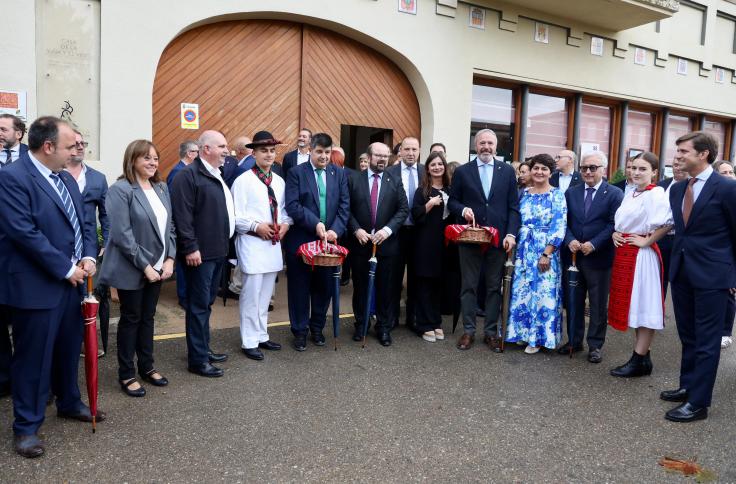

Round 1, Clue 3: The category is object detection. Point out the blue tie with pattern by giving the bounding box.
[49,173,83,260]
[407,166,416,224]
[481,163,491,199]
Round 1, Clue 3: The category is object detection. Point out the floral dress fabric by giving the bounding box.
[506,188,568,349]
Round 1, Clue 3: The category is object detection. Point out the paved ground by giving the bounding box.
[0,277,734,482]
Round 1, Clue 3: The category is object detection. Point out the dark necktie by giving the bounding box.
[315,168,326,223]
[682,178,697,225]
[49,173,83,260]
[584,187,594,216]
[370,173,379,229]
[2,148,12,166]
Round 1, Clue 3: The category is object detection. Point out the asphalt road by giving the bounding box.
[0,306,734,483]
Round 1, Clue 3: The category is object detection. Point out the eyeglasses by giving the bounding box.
[580,165,602,172]
[554,155,571,161]
[188,149,199,153]
[75,141,89,148]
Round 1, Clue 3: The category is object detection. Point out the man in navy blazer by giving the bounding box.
[550,149,583,193]
[656,157,689,297]
[281,128,312,181]
[284,133,350,351]
[448,129,520,352]
[0,117,104,458]
[661,131,736,422]
[559,151,623,363]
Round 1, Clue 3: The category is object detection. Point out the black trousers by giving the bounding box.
[458,245,505,336]
[564,263,611,350]
[116,281,162,380]
[352,253,395,334]
[0,306,11,391]
[415,276,442,333]
[392,226,417,326]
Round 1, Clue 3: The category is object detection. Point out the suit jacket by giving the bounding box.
[448,159,520,239]
[98,180,176,290]
[657,178,674,191]
[387,162,425,214]
[166,160,187,187]
[1,143,28,166]
[284,161,350,256]
[550,170,583,190]
[170,158,231,261]
[562,181,623,269]
[0,155,97,309]
[347,169,409,257]
[613,179,627,191]
[81,165,109,249]
[669,172,736,288]
[282,149,309,181]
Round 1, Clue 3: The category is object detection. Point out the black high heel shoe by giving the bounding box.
[141,369,169,387]
[120,378,146,397]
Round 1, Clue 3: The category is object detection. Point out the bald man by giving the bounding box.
[170,130,235,377]
[551,149,583,193]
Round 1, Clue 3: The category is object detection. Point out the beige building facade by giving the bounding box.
[4,0,736,179]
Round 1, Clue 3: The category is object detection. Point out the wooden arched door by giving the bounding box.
[153,20,421,173]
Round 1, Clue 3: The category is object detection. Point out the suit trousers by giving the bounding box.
[239,271,277,348]
[565,263,611,350]
[116,281,163,380]
[352,252,395,334]
[724,293,735,337]
[10,284,84,435]
[671,265,728,407]
[0,306,11,390]
[458,245,504,336]
[415,276,442,333]
[183,259,224,366]
[286,252,331,338]
[392,226,417,326]
[658,234,674,297]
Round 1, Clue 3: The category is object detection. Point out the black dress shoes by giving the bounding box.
[352,329,363,342]
[259,340,281,351]
[293,336,307,352]
[665,402,708,422]
[242,348,264,361]
[311,332,326,346]
[188,362,224,377]
[557,343,583,355]
[660,388,689,402]
[58,405,107,423]
[377,332,392,347]
[14,434,44,458]
[141,369,169,387]
[610,351,652,377]
[120,378,146,397]
[588,348,602,363]
[207,351,228,363]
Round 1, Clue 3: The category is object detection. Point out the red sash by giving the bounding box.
[608,237,664,331]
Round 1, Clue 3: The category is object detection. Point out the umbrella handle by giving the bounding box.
[571,252,577,268]
[371,243,377,258]
[86,275,94,298]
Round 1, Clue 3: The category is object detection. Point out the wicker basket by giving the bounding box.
[303,253,343,267]
[457,226,493,244]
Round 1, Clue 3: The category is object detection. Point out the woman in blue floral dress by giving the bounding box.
[506,153,568,354]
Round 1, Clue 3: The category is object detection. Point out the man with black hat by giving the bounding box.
[231,131,292,360]
[284,133,350,351]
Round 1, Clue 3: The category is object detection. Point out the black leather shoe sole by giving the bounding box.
[258,341,282,351]
[242,348,265,361]
[208,353,228,363]
[660,389,689,402]
[665,404,707,422]
[292,340,307,352]
[188,366,224,378]
[311,335,326,346]
[14,435,44,459]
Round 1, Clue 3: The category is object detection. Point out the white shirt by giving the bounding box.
[624,182,636,196]
[297,150,310,166]
[67,163,88,193]
[365,168,392,236]
[476,157,495,190]
[1,143,21,166]
[201,159,235,237]
[583,179,604,202]
[688,165,713,205]
[143,187,168,270]
[558,172,573,193]
[400,161,419,226]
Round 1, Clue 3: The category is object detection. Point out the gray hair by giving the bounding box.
[581,150,608,168]
[474,129,497,142]
[179,140,197,159]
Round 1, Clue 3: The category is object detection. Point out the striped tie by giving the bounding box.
[49,173,83,260]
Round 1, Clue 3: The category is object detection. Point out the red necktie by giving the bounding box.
[370,173,379,229]
[682,178,697,225]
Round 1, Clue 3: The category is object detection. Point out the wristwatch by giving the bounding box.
[540,253,550,259]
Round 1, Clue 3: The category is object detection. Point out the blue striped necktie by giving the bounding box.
[49,173,83,260]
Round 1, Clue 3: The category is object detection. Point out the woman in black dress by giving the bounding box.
[412,152,452,342]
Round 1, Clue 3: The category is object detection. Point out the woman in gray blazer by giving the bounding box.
[99,140,176,397]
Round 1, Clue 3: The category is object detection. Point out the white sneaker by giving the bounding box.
[721,336,732,349]
[434,329,445,340]
[422,331,436,342]
[524,345,540,354]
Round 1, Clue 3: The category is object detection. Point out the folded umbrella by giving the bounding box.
[81,276,100,432]
[567,252,580,358]
[332,265,341,351]
[499,249,516,352]
[361,243,378,348]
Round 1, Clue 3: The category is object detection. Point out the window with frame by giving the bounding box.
[704,119,727,160]
[624,110,654,159]
[579,103,612,160]
[663,114,693,166]
[525,93,568,158]
[470,84,516,162]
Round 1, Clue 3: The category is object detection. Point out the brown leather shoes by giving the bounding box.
[457,333,474,350]
[484,335,503,353]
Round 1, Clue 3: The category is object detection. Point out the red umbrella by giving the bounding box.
[81,276,100,432]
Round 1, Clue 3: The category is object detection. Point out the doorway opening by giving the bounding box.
[340,125,393,169]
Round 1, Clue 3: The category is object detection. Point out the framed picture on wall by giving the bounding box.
[534,22,549,44]
[677,58,688,76]
[590,36,604,56]
[469,6,485,29]
[628,148,644,160]
[398,0,416,15]
[634,47,647,65]
[716,67,726,84]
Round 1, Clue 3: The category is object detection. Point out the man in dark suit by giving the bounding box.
[171,130,235,378]
[0,116,104,458]
[348,142,409,346]
[558,151,623,363]
[386,136,424,329]
[661,131,736,422]
[613,158,636,196]
[656,157,689,297]
[448,129,520,352]
[281,128,312,181]
[284,133,350,351]
[551,149,583,193]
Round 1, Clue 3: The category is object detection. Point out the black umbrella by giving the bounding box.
[332,265,341,351]
[567,252,580,358]
[361,243,378,348]
[500,250,516,352]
